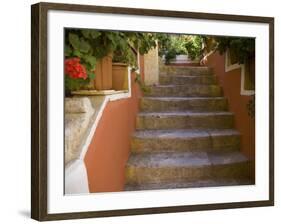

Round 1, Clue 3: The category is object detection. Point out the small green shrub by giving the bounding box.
[157,34,204,64]
[184,36,204,60]
[134,73,151,93]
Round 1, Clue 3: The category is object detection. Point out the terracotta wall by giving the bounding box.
[84,62,143,192]
[205,52,255,160]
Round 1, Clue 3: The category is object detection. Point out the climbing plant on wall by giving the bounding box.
[214,37,255,64]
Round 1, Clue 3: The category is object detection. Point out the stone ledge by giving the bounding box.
[65,97,95,165]
[65,97,93,113]
[71,89,128,96]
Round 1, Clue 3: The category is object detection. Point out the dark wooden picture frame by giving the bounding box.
[31,2,274,221]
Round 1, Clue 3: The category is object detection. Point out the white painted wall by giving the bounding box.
[65,160,89,194]
[65,67,132,194]
[224,49,255,96]
[144,45,159,85]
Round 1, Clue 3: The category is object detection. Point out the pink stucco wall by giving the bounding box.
[205,51,255,160]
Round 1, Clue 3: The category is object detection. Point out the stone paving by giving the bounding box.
[125,65,254,191]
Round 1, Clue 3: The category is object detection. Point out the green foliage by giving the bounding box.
[170,35,188,55]
[136,33,157,55]
[184,36,204,60]
[164,48,178,64]
[215,37,255,64]
[65,75,89,94]
[112,32,157,68]
[124,32,157,55]
[113,44,137,68]
[64,29,158,94]
[88,31,120,58]
[156,33,172,57]
[65,29,158,67]
[134,73,150,93]
[157,34,204,64]
[65,30,97,79]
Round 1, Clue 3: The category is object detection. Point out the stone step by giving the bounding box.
[136,111,234,130]
[140,97,228,112]
[160,66,213,76]
[159,75,216,85]
[125,177,253,191]
[146,84,222,97]
[125,151,251,185]
[131,129,240,153]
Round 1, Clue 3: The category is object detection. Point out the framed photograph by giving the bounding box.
[31,2,274,221]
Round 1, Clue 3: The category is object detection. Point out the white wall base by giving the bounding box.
[65,159,89,194]
[65,67,133,195]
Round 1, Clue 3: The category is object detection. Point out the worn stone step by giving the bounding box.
[125,177,253,191]
[136,111,234,130]
[160,66,213,76]
[131,129,240,153]
[125,151,251,185]
[159,75,216,85]
[141,97,228,112]
[146,84,222,97]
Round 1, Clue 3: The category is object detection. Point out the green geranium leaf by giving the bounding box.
[73,49,82,57]
[64,45,72,56]
[81,29,90,38]
[69,33,80,50]
[65,75,81,91]
[88,72,95,80]
[80,39,91,53]
[106,33,115,42]
[90,31,101,39]
[84,55,96,67]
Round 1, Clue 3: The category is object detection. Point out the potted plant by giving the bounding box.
[64,57,90,96]
[83,31,118,90]
[64,30,97,95]
[112,32,157,90]
[94,53,113,90]
[66,30,123,91]
[112,62,129,91]
[112,44,137,90]
[65,30,158,93]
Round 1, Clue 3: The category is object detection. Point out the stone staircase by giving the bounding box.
[125,65,254,191]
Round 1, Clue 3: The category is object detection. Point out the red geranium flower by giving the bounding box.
[65,57,87,80]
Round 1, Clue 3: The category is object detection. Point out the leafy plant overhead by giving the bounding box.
[157,34,204,64]
[214,37,255,64]
[64,29,158,94]
[65,29,158,66]
[65,30,100,75]
[156,33,173,57]
[112,44,137,67]
[125,32,157,55]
